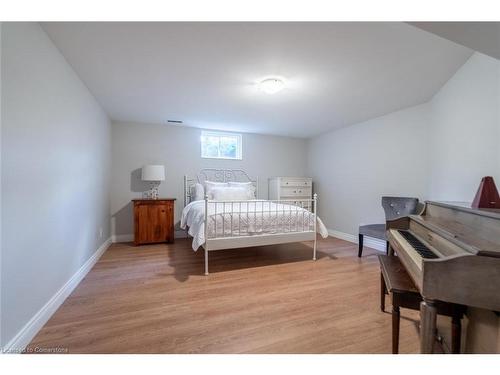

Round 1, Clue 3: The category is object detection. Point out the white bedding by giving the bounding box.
[180,200,329,251]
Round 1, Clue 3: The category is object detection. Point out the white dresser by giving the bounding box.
[268,177,313,202]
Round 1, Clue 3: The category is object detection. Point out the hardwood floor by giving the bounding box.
[28,237,420,353]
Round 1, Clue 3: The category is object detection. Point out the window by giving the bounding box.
[201,131,242,160]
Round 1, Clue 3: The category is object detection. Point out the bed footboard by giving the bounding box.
[203,194,318,275]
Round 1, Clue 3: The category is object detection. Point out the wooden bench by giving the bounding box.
[378,255,466,354]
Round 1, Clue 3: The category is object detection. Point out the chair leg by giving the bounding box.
[380,273,386,312]
[451,314,462,354]
[388,243,395,256]
[392,305,400,354]
[358,234,364,257]
[386,241,390,255]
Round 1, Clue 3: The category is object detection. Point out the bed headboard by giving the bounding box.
[184,169,259,206]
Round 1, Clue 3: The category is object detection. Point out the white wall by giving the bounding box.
[308,52,500,238]
[0,21,3,348]
[1,23,111,348]
[307,104,430,236]
[428,53,500,200]
[111,121,308,239]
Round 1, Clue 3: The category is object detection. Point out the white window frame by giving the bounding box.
[201,131,243,160]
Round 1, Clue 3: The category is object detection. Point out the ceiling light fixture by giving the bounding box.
[258,78,286,95]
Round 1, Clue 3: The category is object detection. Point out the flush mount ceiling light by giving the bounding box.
[258,77,286,94]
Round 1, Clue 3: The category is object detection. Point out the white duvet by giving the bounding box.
[180,200,329,251]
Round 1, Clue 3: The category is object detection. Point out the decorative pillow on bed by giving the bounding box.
[228,181,256,199]
[211,186,250,201]
[204,181,229,199]
[191,183,205,201]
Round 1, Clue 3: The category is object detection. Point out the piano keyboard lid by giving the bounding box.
[415,201,500,258]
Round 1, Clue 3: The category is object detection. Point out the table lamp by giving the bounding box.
[141,165,165,199]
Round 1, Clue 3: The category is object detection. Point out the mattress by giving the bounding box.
[180,200,328,251]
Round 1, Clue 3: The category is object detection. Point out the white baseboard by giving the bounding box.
[111,234,134,243]
[327,228,386,253]
[112,230,187,243]
[2,237,112,354]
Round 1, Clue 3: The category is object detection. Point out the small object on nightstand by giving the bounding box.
[133,198,175,245]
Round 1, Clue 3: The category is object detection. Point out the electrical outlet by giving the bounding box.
[99,227,103,239]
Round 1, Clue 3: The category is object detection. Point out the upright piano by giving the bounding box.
[386,201,500,353]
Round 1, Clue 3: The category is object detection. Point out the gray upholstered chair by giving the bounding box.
[358,197,421,257]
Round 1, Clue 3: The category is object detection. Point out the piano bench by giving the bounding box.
[378,255,466,354]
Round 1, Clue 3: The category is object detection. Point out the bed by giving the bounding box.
[181,169,328,275]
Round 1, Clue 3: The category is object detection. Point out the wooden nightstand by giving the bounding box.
[132,199,176,245]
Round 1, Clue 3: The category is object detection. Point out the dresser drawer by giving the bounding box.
[280,186,312,197]
[280,178,312,188]
[269,177,314,201]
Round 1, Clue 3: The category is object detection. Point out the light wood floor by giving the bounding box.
[28,237,420,353]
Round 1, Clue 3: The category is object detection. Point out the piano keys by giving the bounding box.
[386,201,500,353]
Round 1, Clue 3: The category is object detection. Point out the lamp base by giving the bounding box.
[150,185,159,199]
[144,182,160,199]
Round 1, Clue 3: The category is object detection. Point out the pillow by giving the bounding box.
[228,181,256,199]
[211,186,250,201]
[190,183,205,201]
[204,181,229,199]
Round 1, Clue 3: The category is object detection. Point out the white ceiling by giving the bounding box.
[409,22,500,61]
[42,22,472,138]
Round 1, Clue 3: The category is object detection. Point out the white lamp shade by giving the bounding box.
[141,165,165,181]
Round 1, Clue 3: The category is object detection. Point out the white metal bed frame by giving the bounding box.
[184,169,317,275]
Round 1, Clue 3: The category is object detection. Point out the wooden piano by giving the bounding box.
[386,201,500,353]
